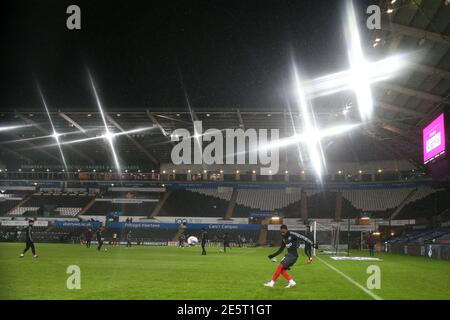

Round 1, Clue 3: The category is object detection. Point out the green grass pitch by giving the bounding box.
[0,243,449,300]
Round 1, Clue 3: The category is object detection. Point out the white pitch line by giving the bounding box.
[316,256,383,300]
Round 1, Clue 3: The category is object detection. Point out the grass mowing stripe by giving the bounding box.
[316,256,383,301]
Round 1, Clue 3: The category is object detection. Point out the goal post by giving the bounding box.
[313,221,317,256]
[312,221,344,256]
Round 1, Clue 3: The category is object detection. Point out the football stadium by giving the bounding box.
[1,0,450,303]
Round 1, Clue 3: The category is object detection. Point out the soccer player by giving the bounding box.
[112,232,118,246]
[305,225,313,264]
[178,233,186,247]
[96,227,104,251]
[223,232,231,253]
[201,228,208,255]
[126,230,132,248]
[20,220,38,258]
[237,234,242,248]
[85,228,93,248]
[264,224,314,288]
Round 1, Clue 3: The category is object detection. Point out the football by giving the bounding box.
[187,236,199,246]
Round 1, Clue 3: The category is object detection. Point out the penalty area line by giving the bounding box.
[316,256,383,300]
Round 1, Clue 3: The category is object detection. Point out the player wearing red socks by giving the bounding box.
[264,224,315,288]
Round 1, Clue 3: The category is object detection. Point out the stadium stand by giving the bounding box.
[223,189,304,218]
[7,194,95,217]
[0,200,22,215]
[83,201,158,216]
[395,188,450,220]
[167,187,444,220]
[341,188,413,212]
[0,190,34,196]
[405,187,439,205]
[235,189,302,211]
[280,200,302,218]
[187,188,233,201]
[159,189,229,217]
[55,207,83,217]
[100,191,162,199]
[24,194,94,208]
[387,227,450,245]
[341,196,363,219]
[233,203,254,218]
[8,207,39,216]
[307,191,337,219]
[436,233,450,244]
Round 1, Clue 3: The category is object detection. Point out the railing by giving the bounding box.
[0,170,431,183]
[385,242,450,261]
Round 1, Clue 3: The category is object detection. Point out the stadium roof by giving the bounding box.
[364,0,450,166]
[0,0,449,170]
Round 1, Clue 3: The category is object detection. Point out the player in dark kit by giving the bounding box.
[367,232,376,256]
[305,226,313,264]
[264,225,315,288]
[96,228,104,251]
[178,233,186,247]
[85,229,93,248]
[201,228,208,255]
[126,230,132,247]
[20,220,38,258]
[222,232,231,253]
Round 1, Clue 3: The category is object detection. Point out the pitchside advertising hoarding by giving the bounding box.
[1,220,49,227]
[54,221,102,228]
[106,222,261,231]
[250,211,280,218]
[423,113,446,164]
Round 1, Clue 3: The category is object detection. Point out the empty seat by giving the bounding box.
[341,188,412,211]
[235,189,302,211]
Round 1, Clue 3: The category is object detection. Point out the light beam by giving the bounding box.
[345,0,373,120]
[0,124,32,133]
[45,127,155,148]
[87,70,121,173]
[37,85,68,173]
[293,65,326,179]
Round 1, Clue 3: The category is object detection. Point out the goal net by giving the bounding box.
[312,221,347,256]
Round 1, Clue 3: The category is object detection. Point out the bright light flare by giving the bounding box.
[258,61,363,180]
[286,101,304,166]
[0,128,98,145]
[179,71,205,169]
[298,0,411,121]
[88,70,121,173]
[345,0,373,120]
[38,85,68,173]
[0,124,32,132]
[293,66,326,179]
[257,124,360,154]
[46,126,155,147]
[303,54,408,99]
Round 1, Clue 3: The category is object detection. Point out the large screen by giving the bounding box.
[423,113,446,164]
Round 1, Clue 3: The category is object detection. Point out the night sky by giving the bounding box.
[1,0,376,112]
